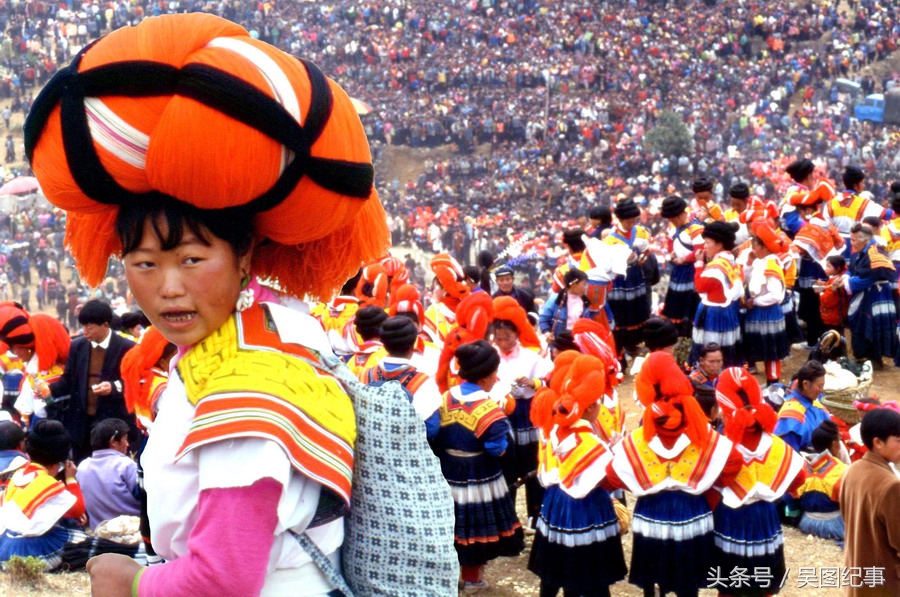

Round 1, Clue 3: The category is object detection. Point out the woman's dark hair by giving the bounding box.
[792,360,826,391]
[811,419,840,453]
[491,319,519,338]
[90,418,131,451]
[860,408,900,451]
[26,419,70,466]
[825,254,846,273]
[456,339,500,383]
[117,200,255,259]
[563,268,587,288]
[891,192,900,214]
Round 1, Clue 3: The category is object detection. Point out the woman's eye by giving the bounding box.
[132,261,155,270]
[183,257,202,265]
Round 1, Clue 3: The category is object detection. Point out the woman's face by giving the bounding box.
[800,375,825,400]
[703,237,723,256]
[568,278,587,297]
[492,326,519,354]
[123,219,251,347]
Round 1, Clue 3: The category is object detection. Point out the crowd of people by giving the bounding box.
[0,1,896,596]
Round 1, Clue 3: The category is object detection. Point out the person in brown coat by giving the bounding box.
[840,408,900,596]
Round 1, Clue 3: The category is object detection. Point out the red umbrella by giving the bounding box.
[0,176,39,195]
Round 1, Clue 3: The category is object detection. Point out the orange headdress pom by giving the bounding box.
[430,253,469,308]
[355,263,389,308]
[25,13,388,300]
[389,284,425,327]
[572,318,620,389]
[634,351,710,446]
[752,221,791,255]
[121,326,173,416]
[552,355,606,429]
[716,367,777,442]
[0,304,69,371]
[491,295,540,349]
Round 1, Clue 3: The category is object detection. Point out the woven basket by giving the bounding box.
[820,377,873,425]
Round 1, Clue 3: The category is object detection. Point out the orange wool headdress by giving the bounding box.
[552,355,606,429]
[380,255,410,300]
[121,325,173,416]
[572,318,620,390]
[492,295,540,349]
[530,351,593,436]
[430,253,469,309]
[435,291,493,393]
[715,367,777,443]
[0,304,70,371]
[752,221,791,255]
[355,263,388,308]
[634,351,710,447]
[389,284,425,327]
[25,13,389,300]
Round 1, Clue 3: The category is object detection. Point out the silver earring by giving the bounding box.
[236,278,254,312]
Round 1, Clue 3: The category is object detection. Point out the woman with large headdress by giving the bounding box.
[527,355,627,597]
[0,303,70,427]
[489,295,551,528]
[607,350,742,597]
[713,368,805,597]
[26,13,391,595]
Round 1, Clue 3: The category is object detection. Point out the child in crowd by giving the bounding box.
[791,420,847,541]
[0,420,26,489]
[75,418,140,529]
[432,340,524,592]
[815,255,848,334]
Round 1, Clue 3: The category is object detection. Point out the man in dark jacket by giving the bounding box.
[492,265,537,322]
[47,300,136,462]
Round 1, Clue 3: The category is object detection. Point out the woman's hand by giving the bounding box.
[515,376,536,390]
[87,553,143,597]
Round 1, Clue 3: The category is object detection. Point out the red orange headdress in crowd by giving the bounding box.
[715,367,777,444]
[634,351,710,447]
[25,13,389,300]
[435,291,493,393]
[0,303,70,371]
[121,325,173,418]
[389,284,426,327]
[491,296,540,349]
[571,318,620,392]
[530,349,581,434]
[752,221,791,255]
[551,355,607,430]
[430,253,469,310]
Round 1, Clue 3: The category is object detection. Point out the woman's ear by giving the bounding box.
[238,247,254,280]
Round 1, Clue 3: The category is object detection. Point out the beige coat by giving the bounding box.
[840,451,900,596]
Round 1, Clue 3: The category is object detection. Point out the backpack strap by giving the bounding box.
[288,530,355,597]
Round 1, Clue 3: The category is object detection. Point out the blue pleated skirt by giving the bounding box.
[662,263,699,327]
[528,485,627,591]
[608,265,650,329]
[744,303,789,362]
[691,302,743,366]
[713,500,786,596]
[440,452,525,566]
[798,510,845,541]
[629,491,715,594]
[847,281,898,361]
